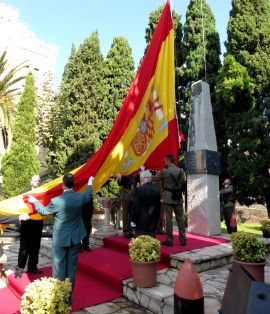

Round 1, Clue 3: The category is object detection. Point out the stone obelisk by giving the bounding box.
[185,80,221,236]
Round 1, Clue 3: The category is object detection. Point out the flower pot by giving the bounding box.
[233,259,267,282]
[262,229,270,238]
[131,260,159,288]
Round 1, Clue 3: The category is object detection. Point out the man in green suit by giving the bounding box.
[28,174,94,300]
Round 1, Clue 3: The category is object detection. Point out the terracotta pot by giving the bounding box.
[131,260,159,288]
[233,259,267,282]
[262,230,270,238]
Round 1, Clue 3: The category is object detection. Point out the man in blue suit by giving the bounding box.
[28,174,94,299]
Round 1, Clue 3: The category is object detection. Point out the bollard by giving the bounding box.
[220,262,270,314]
[174,258,204,314]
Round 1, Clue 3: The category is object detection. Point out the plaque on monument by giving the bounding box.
[185,150,220,175]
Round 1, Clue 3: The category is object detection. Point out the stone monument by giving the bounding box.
[185,80,221,236]
[94,197,119,237]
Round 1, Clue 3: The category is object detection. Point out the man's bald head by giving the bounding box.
[31,175,41,189]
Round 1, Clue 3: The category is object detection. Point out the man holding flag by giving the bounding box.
[28,174,94,304]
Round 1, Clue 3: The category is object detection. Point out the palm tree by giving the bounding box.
[0,49,27,149]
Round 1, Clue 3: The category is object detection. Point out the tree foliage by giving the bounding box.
[226,0,270,99]
[0,50,26,107]
[221,0,270,216]
[178,0,221,139]
[46,32,108,176]
[2,73,40,197]
[104,37,135,128]
[36,71,55,147]
[215,54,255,178]
[145,5,183,63]
[0,49,27,150]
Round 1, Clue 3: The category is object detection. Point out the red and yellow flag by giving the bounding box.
[0,0,179,218]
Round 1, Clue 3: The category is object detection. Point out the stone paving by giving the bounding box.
[123,248,270,314]
[1,231,270,314]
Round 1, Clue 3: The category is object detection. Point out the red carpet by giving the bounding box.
[4,232,229,312]
[7,265,122,312]
[0,286,20,314]
[103,232,230,265]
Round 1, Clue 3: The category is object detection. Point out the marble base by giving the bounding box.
[187,174,221,236]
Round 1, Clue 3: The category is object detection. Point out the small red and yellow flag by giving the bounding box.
[0,0,179,218]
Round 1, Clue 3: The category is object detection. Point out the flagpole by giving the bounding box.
[169,0,181,148]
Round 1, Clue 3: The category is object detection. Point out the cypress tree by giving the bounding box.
[226,0,270,99]
[36,71,54,148]
[215,54,255,179]
[46,32,106,176]
[222,0,270,216]
[45,45,78,167]
[2,73,40,197]
[104,37,135,128]
[179,0,221,137]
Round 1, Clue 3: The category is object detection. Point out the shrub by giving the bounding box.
[260,219,270,231]
[129,235,160,262]
[231,232,265,263]
[21,277,71,314]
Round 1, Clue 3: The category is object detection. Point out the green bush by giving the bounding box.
[231,232,265,263]
[260,219,270,231]
[2,73,40,198]
[129,235,160,262]
[21,277,71,314]
[100,179,120,198]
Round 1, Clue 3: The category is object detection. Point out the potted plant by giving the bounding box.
[260,219,270,238]
[231,232,266,282]
[129,235,160,288]
[21,277,72,313]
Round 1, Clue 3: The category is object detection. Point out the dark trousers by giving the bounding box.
[223,206,235,234]
[121,199,133,231]
[157,207,165,232]
[81,201,94,248]
[18,219,43,270]
[52,242,81,290]
[163,202,186,244]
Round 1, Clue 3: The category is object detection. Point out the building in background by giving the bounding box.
[0,3,58,177]
[0,2,57,96]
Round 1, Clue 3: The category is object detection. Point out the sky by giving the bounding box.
[3,0,232,88]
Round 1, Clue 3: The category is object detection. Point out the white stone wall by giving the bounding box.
[0,3,57,96]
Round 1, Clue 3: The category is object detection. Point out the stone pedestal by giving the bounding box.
[94,197,119,237]
[187,174,220,236]
[185,80,221,236]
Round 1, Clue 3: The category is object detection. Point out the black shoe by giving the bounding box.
[180,239,187,246]
[162,241,173,247]
[15,268,23,279]
[124,233,133,239]
[83,246,92,252]
[27,268,42,274]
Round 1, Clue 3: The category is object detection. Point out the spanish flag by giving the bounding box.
[0,0,179,217]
